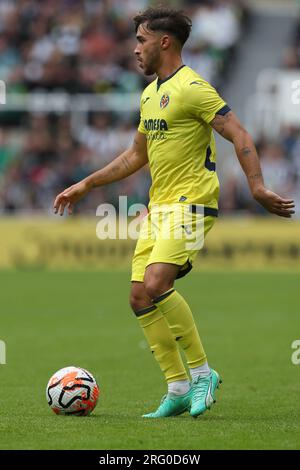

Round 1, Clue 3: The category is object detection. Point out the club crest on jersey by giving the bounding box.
[160,94,170,109]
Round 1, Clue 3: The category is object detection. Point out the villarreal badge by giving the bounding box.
[160,94,170,109]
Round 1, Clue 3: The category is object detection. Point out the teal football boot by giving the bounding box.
[142,389,192,418]
[190,369,222,418]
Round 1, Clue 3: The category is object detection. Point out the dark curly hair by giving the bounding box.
[133,7,192,47]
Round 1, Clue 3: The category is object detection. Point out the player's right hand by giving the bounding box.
[54,180,92,216]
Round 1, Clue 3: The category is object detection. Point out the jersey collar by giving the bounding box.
[156,64,186,91]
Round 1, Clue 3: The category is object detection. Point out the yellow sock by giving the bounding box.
[136,305,189,383]
[153,289,207,369]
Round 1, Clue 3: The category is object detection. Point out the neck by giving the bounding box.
[156,56,183,81]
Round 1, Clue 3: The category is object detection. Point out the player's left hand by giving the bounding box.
[253,187,295,218]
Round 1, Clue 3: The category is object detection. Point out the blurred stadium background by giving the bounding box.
[0,0,300,270]
[1,0,300,451]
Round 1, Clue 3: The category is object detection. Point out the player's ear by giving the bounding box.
[160,34,171,50]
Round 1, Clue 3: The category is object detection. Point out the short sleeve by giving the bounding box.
[138,95,147,134]
[182,78,228,124]
[138,117,146,134]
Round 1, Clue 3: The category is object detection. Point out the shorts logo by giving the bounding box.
[160,94,170,109]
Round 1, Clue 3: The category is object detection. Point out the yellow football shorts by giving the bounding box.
[131,203,217,282]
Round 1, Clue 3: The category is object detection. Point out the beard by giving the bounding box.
[142,47,160,76]
[143,63,156,76]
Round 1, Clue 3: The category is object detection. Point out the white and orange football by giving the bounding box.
[46,366,99,416]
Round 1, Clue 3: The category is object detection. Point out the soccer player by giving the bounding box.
[54,8,295,418]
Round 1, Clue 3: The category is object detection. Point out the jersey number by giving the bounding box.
[205,146,216,171]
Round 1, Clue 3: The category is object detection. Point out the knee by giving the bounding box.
[129,289,151,313]
[129,294,142,313]
[144,278,173,301]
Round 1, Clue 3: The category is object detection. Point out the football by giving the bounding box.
[46,366,99,416]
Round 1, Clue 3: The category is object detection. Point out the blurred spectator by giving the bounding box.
[219,137,299,216]
[0,0,249,215]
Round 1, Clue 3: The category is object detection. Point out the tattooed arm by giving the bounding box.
[54,131,148,215]
[210,111,295,218]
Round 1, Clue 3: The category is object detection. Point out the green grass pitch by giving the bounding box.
[0,270,299,450]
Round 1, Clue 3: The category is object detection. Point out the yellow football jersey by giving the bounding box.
[138,65,230,209]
